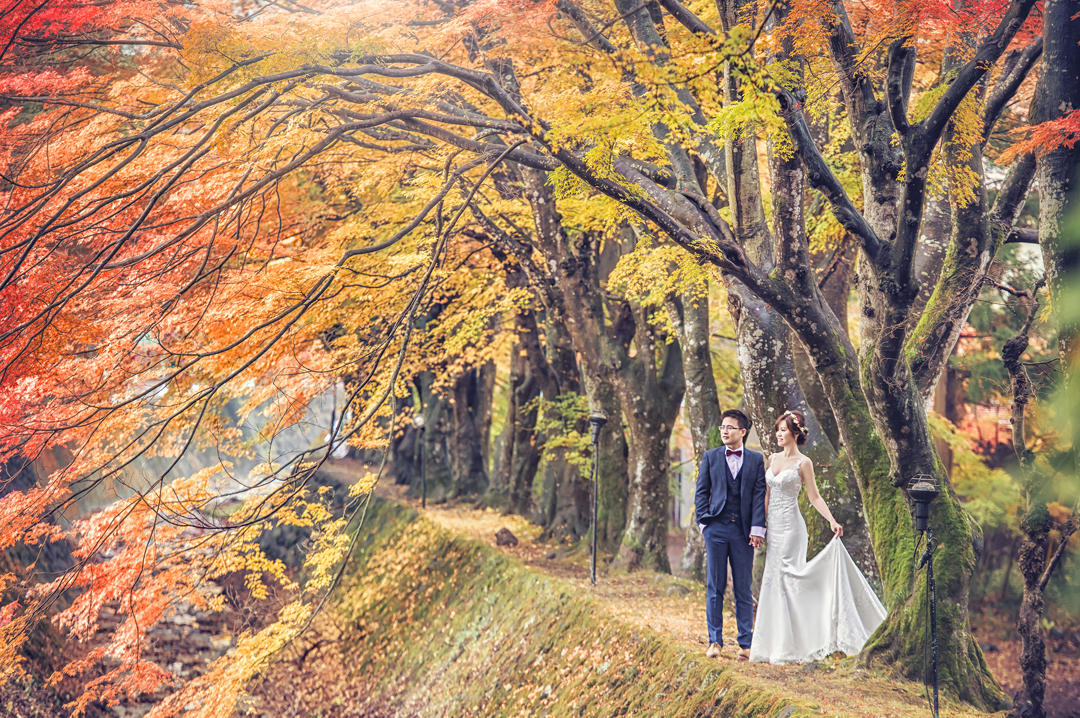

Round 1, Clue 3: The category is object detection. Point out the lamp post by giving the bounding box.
[909,474,940,718]
[413,414,427,509]
[588,413,608,585]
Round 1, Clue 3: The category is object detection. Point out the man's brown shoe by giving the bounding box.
[736,647,750,661]
[705,642,722,659]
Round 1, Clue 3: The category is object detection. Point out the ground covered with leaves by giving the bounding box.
[240,478,1062,717]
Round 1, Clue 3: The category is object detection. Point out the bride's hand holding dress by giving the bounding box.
[748,411,886,664]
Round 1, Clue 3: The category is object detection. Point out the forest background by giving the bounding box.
[0,0,1079,716]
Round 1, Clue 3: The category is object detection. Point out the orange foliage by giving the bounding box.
[0,0,1055,712]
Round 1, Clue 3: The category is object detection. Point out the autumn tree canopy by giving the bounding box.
[1,0,1077,714]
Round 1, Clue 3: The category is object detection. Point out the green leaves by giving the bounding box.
[525,393,591,472]
[705,62,795,160]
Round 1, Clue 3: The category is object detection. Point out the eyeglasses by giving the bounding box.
[720,424,742,431]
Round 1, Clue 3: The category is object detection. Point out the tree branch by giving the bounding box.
[825,1,878,139]
[983,38,1043,141]
[914,0,1039,165]
[1038,517,1077,593]
[1006,227,1039,244]
[886,37,915,136]
[1002,276,1044,464]
[774,85,886,261]
[555,0,619,53]
[655,0,716,36]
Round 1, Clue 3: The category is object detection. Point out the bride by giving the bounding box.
[749,410,887,664]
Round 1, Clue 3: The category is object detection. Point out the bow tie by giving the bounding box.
[726,449,742,457]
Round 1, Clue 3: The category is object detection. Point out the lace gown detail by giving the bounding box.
[749,459,887,664]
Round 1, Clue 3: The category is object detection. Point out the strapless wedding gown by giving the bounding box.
[749,458,887,663]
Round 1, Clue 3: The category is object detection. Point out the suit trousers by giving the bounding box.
[704,518,755,648]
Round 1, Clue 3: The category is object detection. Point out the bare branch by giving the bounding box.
[1006,227,1039,244]
[885,37,915,136]
[774,85,886,261]
[1038,517,1077,593]
[655,0,716,36]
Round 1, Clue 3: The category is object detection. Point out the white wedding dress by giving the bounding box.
[749,458,887,663]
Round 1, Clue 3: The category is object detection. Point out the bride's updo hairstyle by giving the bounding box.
[775,410,809,445]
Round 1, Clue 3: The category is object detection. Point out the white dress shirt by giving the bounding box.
[726,444,744,478]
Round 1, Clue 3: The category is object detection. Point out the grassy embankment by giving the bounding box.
[246,497,811,717]
[243,494,1005,717]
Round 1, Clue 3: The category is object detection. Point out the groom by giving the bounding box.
[694,409,767,661]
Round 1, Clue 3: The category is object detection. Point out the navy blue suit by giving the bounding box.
[694,445,767,648]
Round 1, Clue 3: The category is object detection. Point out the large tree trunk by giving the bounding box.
[1032,0,1080,367]
[610,301,684,571]
[412,367,491,502]
[494,320,543,515]
[852,255,1002,708]
[582,371,629,549]
[536,321,592,540]
[668,289,720,581]
[1003,288,1078,718]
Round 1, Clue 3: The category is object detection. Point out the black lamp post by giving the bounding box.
[413,414,427,509]
[588,413,608,585]
[909,474,940,718]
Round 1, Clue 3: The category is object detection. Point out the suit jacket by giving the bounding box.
[694,445,767,536]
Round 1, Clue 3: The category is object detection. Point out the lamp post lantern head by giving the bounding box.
[908,474,939,533]
[589,413,608,443]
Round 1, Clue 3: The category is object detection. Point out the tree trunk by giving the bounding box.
[449,367,491,496]
[582,371,629,549]
[1032,0,1080,368]
[391,400,420,486]
[496,330,542,515]
[1003,295,1078,718]
[610,301,685,571]
[667,289,720,581]
[414,372,453,502]
[475,359,495,476]
[853,263,1004,708]
[1012,513,1052,718]
[800,235,855,449]
[911,195,952,322]
[536,320,592,540]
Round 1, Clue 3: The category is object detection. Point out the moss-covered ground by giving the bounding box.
[241,481,1008,717]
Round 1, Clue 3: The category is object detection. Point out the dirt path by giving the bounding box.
[363,478,1001,718]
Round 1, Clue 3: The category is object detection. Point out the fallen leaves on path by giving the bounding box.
[392,484,1003,718]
